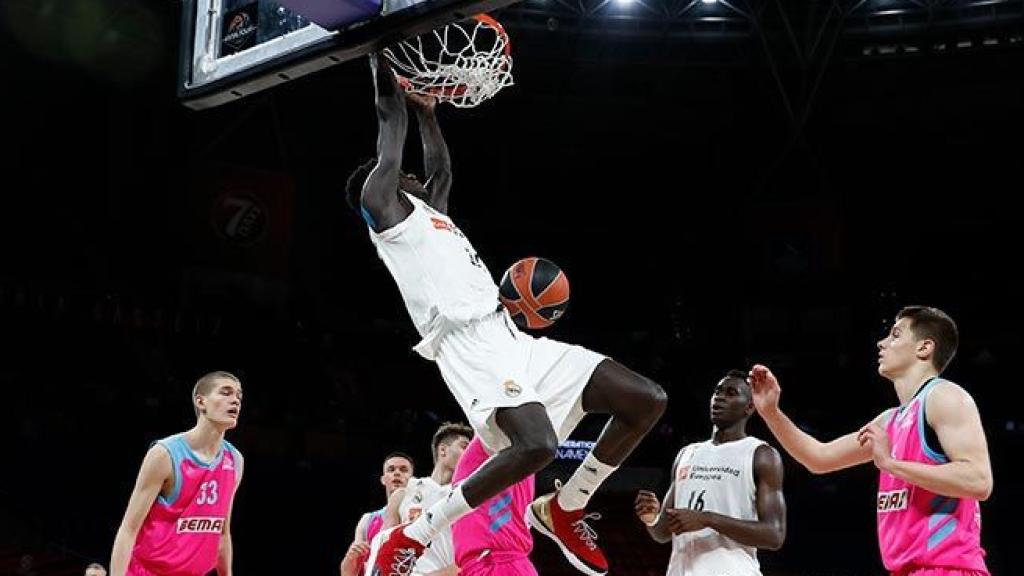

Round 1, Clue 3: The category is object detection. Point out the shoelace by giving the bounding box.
[389,547,418,576]
[571,512,602,551]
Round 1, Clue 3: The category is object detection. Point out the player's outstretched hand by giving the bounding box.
[748,364,782,415]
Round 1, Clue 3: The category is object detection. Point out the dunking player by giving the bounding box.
[342,452,416,576]
[634,370,786,576]
[452,436,537,576]
[109,372,244,576]
[346,54,667,576]
[374,423,473,576]
[749,306,993,576]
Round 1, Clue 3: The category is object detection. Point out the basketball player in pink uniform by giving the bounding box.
[109,371,244,576]
[343,452,416,576]
[452,437,536,576]
[749,306,992,576]
[346,54,667,576]
[357,452,417,544]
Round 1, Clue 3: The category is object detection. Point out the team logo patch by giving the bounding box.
[676,465,691,481]
[503,380,522,398]
[430,217,456,233]
[177,517,225,533]
[877,489,909,512]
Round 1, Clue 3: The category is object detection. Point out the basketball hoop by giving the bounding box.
[384,14,513,108]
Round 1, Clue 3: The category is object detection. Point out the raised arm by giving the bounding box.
[749,364,880,474]
[110,445,172,576]
[700,444,786,550]
[406,92,452,213]
[360,54,413,232]
[858,381,993,500]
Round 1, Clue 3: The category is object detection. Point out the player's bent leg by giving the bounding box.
[461,402,557,507]
[527,360,666,576]
[580,359,668,465]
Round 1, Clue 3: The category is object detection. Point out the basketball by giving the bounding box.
[499,257,570,330]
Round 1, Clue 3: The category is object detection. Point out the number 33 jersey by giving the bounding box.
[668,436,765,576]
[130,433,241,576]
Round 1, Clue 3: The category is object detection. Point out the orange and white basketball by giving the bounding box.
[499,257,570,330]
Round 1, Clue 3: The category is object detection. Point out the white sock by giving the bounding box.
[557,453,617,511]
[404,485,472,545]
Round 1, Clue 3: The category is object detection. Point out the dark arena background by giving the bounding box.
[2,0,1023,574]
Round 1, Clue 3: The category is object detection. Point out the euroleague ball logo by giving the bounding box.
[223,12,256,51]
[212,191,268,247]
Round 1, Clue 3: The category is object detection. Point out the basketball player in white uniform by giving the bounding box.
[347,55,667,576]
[635,370,786,576]
[371,423,473,576]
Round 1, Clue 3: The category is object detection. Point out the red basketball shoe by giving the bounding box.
[526,489,608,576]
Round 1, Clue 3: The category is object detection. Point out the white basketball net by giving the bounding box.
[384,15,514,108]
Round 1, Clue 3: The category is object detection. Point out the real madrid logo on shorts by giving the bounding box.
[503,380,522,398]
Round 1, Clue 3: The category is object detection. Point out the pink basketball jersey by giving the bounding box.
[452,437,535,574]
[129,434,240,576]
[365,507,386,543]
[877,378,988,574]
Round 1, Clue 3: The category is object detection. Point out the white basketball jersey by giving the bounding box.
[368,193,500,361]
[667,436,766,576]
[400,477,454,573]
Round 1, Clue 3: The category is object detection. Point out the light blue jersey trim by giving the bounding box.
[154,434,229,507]
[488,493,514,533]
[917,378,950,463]
[155,434,185,506]
[928,496,958,529]
[360,205,378,229]
[927,518,958,550]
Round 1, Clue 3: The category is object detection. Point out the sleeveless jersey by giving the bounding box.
[877,378,988,574]
[368,192,500,360]
[130,434,240,576]
[362,507,387,543]
[667,436,765,576]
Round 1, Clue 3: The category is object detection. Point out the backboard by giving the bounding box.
[178,0,521,110]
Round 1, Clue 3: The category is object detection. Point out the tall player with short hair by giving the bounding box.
[750,306,993,575]
[110,372,244,576]
[348,55,667,576]
[635,370,786,576]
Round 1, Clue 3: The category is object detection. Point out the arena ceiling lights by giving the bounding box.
[500,0,1024,44]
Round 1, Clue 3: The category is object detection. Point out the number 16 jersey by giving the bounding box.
[668,436,765,576]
